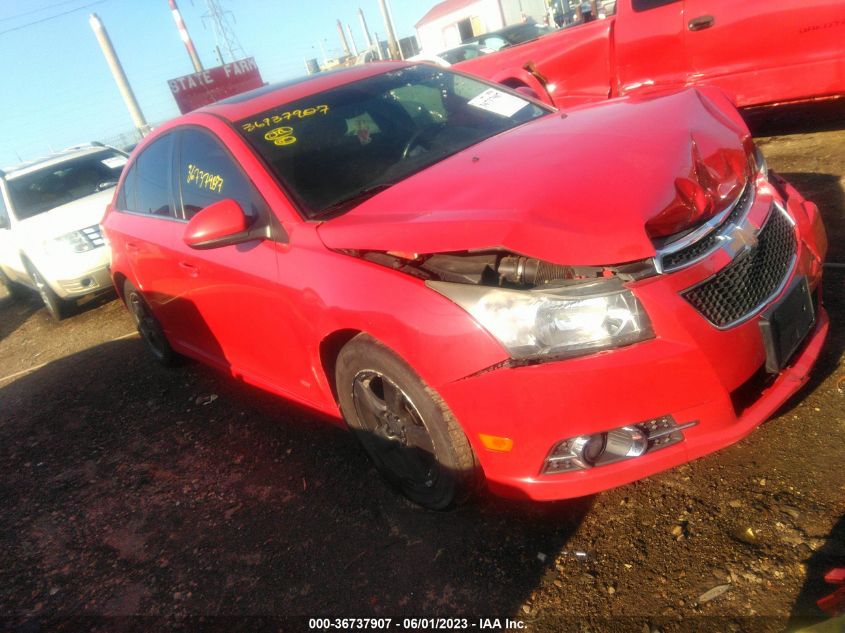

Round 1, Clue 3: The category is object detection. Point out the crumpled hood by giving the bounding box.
[15,189,113,243]
[317,88,750,266]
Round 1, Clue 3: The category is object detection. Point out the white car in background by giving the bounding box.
[0,143,127,320]
[408,43,495,67]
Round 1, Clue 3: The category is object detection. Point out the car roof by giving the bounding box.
[1,144,117,180]
[199,61,411,122]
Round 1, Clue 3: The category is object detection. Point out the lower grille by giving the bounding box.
[682,206,796,328]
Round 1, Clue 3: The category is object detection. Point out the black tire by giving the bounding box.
[24,262,71,320]
[336,335,479,510]
[123,279,178,366]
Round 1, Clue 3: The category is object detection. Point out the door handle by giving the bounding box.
[688,15,715,31]
[178,261,199,277]
[125,241,139,252]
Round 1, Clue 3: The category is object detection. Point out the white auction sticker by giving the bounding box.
[101,156,128,169]
[468,88,528,117]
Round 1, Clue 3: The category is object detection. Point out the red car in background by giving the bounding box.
[103,63,828,509]
[457,0,845,110]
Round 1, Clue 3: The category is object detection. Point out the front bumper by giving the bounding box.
[52,264,113,299]
[438,175,829,500]
[32,247,112,299]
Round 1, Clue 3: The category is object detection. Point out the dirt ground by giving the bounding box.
[1,107,844,633]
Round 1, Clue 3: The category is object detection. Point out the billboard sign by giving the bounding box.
[168,57,264,114]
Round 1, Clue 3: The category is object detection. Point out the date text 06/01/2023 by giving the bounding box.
[308,618,526,630]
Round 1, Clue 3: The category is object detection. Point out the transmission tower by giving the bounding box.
[202,0,246,64]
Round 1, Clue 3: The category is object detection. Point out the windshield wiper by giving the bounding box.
[314,183,395,218]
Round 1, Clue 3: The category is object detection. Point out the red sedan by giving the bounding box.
[103,62,828,509]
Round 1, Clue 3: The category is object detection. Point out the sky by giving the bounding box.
[0,0,432,167]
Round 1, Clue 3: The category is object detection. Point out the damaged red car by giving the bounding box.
[103,63,828,509]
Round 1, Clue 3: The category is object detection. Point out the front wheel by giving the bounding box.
[123,280,178,366]
[336,335,479,510]
[25,262,70,320]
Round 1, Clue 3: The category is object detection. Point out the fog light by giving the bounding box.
[604,427,647,461]
[542,415,697,476]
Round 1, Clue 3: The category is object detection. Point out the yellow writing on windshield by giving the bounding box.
[242,105,329,133]
[186,164,224,193]
[264,126,297,147]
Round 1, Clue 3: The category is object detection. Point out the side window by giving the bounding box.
[632,0,680,11]
[124,134,175,217]
[177,129,261,220]
[116,164,135,211]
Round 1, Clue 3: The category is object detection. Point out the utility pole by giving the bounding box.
[358,8,373,49]
[88,13,150,138]
[336,19,351,57]
[377,0,401,59]
[203,0,246,63]
[372,31,384,60]
[346,23,359,56]
[168,0,203,72]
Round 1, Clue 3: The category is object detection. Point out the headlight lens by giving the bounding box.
[428,279,654,360]
[43,230,93,255]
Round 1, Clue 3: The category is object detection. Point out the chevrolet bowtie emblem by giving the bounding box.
[718,224,759,257]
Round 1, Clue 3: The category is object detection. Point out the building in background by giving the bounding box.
[415,0,547,54]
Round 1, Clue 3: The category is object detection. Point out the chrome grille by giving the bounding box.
[661,185,754,271]
[80,225,106,249]
[682,206,796,328]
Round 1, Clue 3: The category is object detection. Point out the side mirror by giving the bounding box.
[183,199,253,250]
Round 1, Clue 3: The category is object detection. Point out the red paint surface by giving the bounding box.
[457,0,845,109]
[183,199,249,247]
[104,63,829,500]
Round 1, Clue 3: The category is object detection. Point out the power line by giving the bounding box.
[0,0,107,36]
[0,0,95,23]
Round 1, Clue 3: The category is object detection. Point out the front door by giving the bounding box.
[172,127,299,388]
[614,0,687,96]
[683,0,845,106]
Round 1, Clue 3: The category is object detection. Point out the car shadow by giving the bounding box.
[743,99,845,138]
[788,513,845,628]
[0,292,41,342]
[0,335,593,624]
[780,172,845,264]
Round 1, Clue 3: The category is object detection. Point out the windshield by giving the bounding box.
[236,65,550,218]
[7,149,128,221]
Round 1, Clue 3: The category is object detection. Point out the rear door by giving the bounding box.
[108,132,201,346]
[683,0,845,106]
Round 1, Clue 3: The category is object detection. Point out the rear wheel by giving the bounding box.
[123,279,178,366]
[25,262,70,320]
[336,335,479,510]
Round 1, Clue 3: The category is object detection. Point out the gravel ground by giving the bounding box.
[1,109,843,633]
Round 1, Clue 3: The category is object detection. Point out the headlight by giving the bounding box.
[43,231,93,255]
[428,278,654,360]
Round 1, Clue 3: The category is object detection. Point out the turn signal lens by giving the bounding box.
[479,434,514,453]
